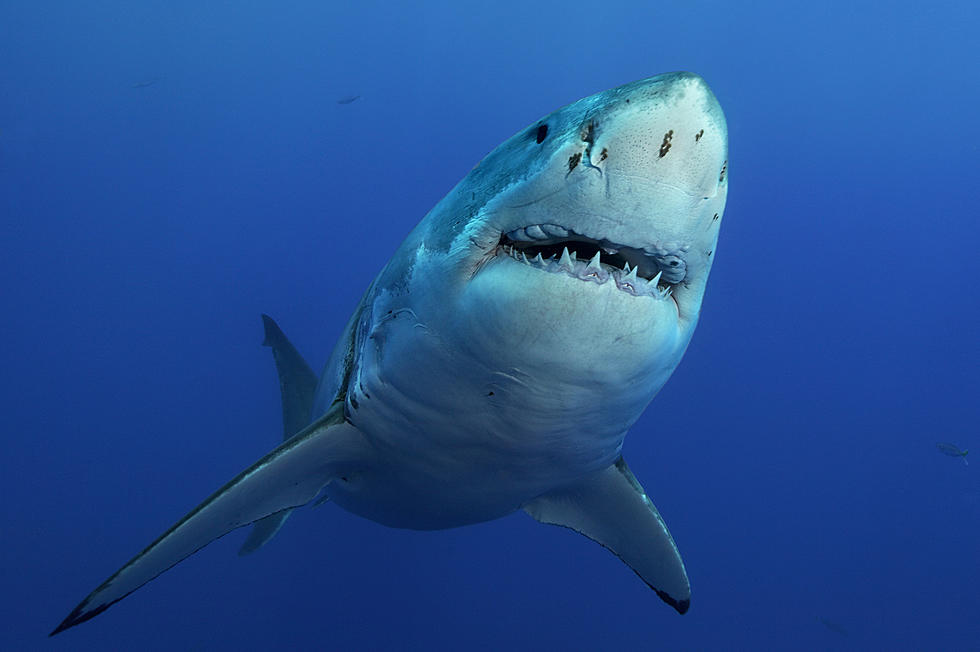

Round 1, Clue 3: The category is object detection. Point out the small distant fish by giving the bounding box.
[132,78,161,89]
[336,94,361,105]
[936,442,969,465]
[817,616,848,636]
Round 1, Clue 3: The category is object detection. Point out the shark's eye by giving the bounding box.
[535,124,549,144]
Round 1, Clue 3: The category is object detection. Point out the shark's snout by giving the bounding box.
[476,73,727,300]
[596,73,728,204]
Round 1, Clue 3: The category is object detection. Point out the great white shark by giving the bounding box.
[52,71,728,635]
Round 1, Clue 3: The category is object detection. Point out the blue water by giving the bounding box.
[3,2,978,649]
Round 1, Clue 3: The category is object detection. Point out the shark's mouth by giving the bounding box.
[497,225,683,299]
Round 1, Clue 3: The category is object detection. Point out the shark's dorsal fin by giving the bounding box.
[51,402,363,635]
[523,456,691,614]
[239,315,319,555]
[261,313,318,440]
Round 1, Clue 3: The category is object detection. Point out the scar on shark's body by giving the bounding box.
[52,72,729,636]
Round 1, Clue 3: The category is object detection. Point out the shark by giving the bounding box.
[51,71,728,635]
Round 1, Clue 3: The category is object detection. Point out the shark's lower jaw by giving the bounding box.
[498,226,679,299]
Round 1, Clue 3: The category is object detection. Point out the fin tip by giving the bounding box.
[260,314,280,347]
[49,598,111,636]
[655,588,690,615]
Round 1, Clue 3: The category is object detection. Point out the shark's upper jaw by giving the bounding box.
[497,225,680,299]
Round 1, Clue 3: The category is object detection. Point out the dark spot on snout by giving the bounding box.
[719,160,727,182]
[535,124,548,144]
[568,152,582,173]
[599,147,608,162]
[695,129,704,142]
[581,120,597,145]
[487,391,494,397]
[659,130,674,158]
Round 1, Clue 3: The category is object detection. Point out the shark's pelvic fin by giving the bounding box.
[239,315,320,556]
[51,401,361,636]
[523,457,691,614]
[238,513,290,556]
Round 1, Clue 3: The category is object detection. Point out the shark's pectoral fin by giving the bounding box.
[51,401,363,636]
[523,456,690,614]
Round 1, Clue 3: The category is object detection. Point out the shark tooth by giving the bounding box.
[525,225,547,239]
[617,266,639,293]
[507,228,533,242]
[520,251,529,264]
[533,252,545,266]
[541,224,569,238]
[558,247,574,271]
[648,270,663,287]
[587,250,602,271]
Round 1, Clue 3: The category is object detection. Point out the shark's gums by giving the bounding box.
[52,71,728,635]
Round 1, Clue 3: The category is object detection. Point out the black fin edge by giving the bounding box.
[50,597,118,636]
[655,588,690,615]
[533,517,691,616]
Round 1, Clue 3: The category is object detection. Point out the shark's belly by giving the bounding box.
[320,306,667,530]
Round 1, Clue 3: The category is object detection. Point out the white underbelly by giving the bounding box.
[323,310,664,529]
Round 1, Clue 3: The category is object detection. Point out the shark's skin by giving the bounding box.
[52,72,728,635]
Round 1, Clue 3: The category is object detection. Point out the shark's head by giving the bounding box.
[365,72,728,481]
[430,71,727,390]
[457,72,728,323]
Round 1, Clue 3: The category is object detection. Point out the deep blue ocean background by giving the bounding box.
[2,2,978,650]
